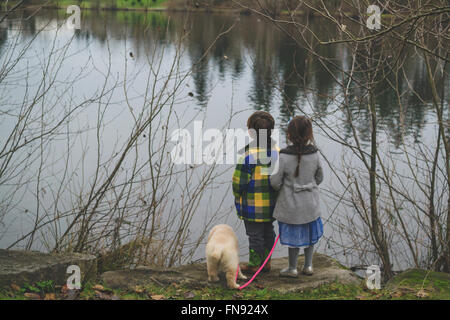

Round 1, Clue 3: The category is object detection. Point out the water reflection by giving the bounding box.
[2,9,446,146]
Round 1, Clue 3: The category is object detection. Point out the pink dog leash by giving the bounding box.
[236,234,280,290]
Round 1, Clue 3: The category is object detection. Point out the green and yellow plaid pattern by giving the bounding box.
[232,147,278,222]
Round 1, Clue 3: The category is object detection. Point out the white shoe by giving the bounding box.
[302,266,314,275]
[279,267,298,278]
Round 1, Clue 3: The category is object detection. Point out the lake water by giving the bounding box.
[0,9,446,271]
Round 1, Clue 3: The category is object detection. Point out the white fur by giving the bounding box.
[205,224,247,289]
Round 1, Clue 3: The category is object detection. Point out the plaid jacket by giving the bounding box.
[232,146,278,222]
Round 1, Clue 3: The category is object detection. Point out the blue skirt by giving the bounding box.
[278,217,323,247]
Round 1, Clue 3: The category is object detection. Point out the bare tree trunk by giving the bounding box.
[368,78,393,279]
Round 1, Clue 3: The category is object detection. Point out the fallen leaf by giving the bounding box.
[355,295,367,300]
[61,284,69,294]
[416,289,429,298]
[134,286,144,294]
[24,292,41,300]
[10,283,21,292]
[151,294,165,300]
[184,291,195,299]
[255,284,265,289]
[92,284,105,291]
[44,293,56,300]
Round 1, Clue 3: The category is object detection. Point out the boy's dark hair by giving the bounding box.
[247,111,275,133]
[247,111,275,150]
[287,116,314,177]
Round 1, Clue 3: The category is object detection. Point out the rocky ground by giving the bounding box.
[1,249,448,300]
[101,253,359,293]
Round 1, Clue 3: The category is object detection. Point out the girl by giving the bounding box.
[269,116,324,277]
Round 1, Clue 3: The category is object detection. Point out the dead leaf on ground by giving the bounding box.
[24,292,41,300]
[355,295,367,300]
[92,284,105,291]
[416,289,429,298]
[184,291,195,299]
[150,294,165,300]
[134,286,144,294]
[10,283,21,292]
[255,284,265,289]
[44,293,56,300]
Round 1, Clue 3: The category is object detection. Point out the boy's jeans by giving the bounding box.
[244,220,276,266]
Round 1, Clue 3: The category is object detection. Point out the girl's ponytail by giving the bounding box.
[287,117,313,178]
[295,152,302,177]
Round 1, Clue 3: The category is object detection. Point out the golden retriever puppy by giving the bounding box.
[205,224,247,289]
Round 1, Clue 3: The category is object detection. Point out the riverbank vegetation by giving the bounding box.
[3,0,382,16]
[5,0,168,10]
[0,269,449,300]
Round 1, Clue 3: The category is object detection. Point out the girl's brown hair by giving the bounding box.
[287,116,314,177]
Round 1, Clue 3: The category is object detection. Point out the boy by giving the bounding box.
[232,111,278,273]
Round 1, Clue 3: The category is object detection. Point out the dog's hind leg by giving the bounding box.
[225,268,240,289]
[206,253,220,282]
[238,267,247,280]
[224,256,241,289]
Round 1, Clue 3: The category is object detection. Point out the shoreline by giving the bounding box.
[11,4,361,18]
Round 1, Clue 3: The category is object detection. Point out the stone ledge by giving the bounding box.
[101,253,360,293]
[0,249,97,288]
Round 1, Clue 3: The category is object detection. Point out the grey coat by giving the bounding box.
[270,145,323,225]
